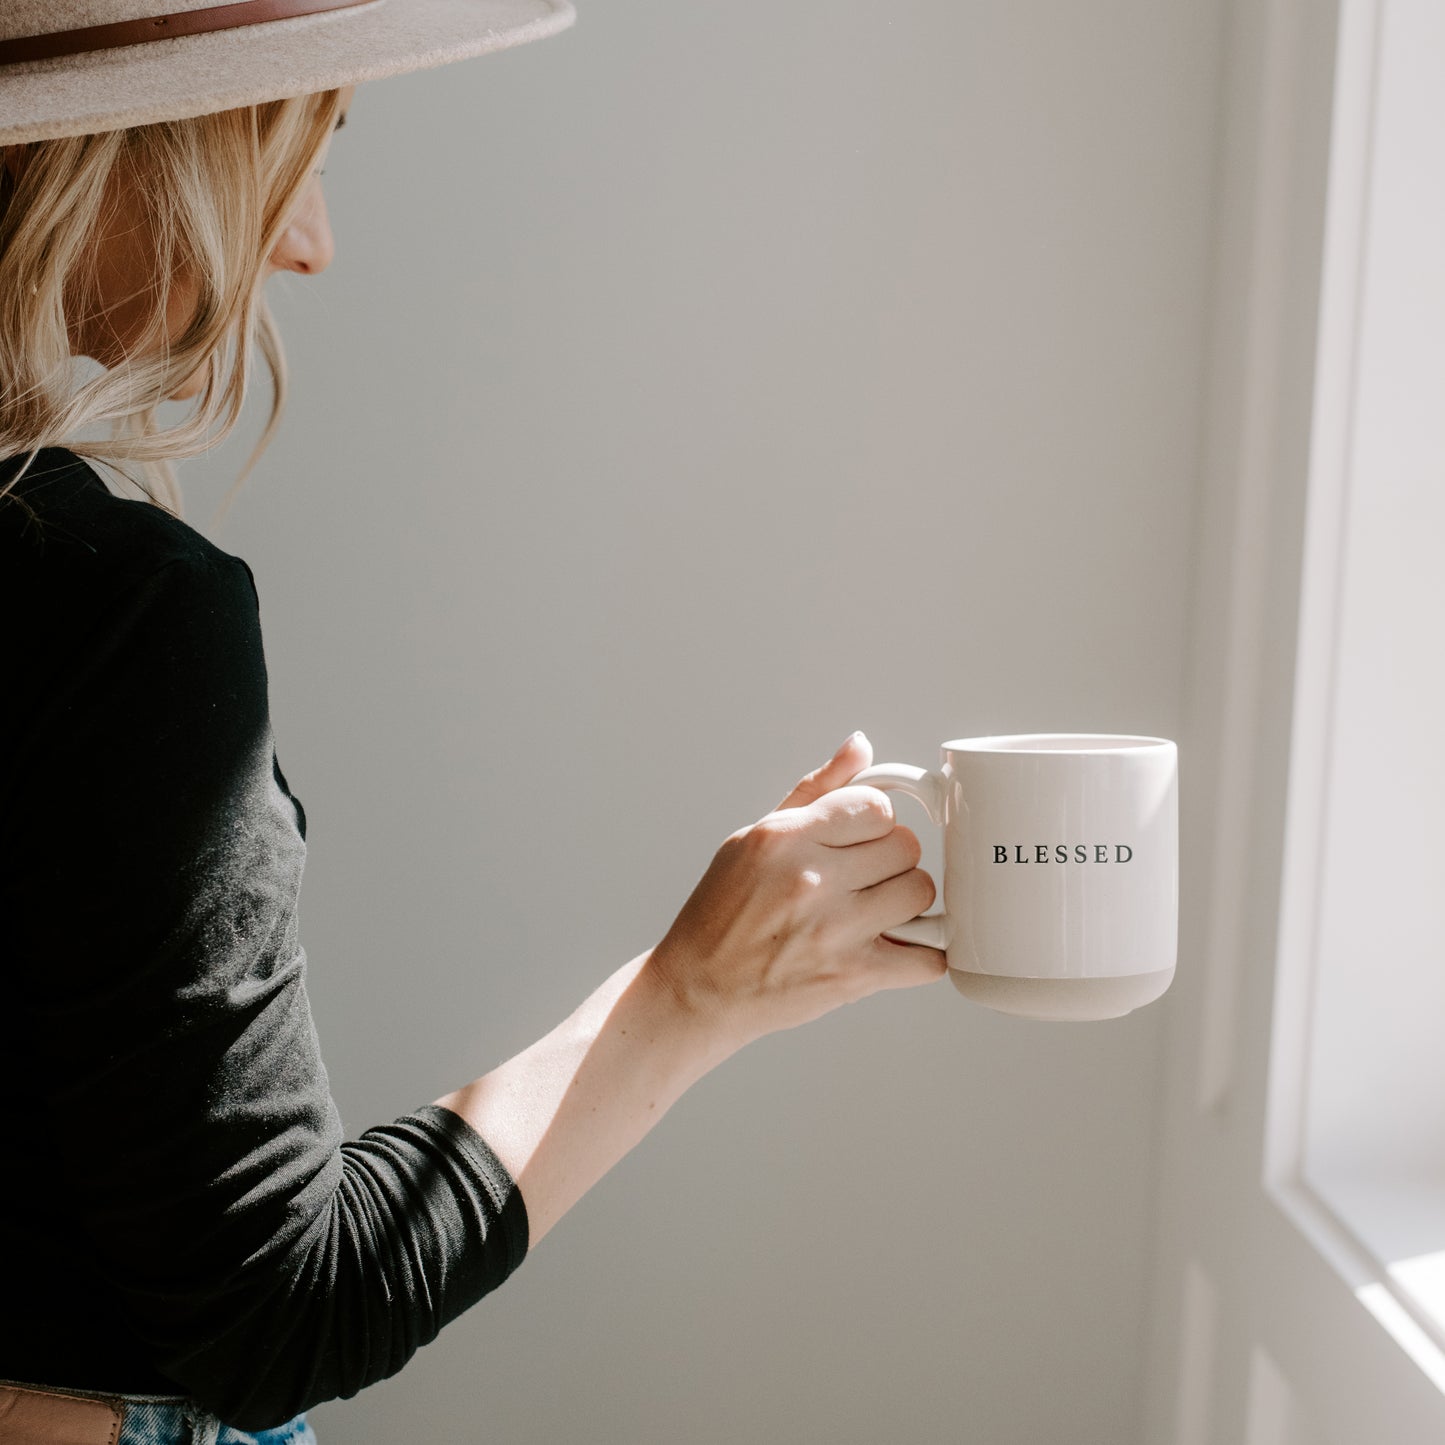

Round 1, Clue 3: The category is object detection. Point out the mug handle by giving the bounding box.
[848,763,950,952]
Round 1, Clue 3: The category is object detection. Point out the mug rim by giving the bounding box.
[942,733,1176,756]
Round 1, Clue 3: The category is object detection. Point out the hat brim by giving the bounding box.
[0,0,575,145]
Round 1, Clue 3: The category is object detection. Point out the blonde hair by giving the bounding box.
[0,88,345,522]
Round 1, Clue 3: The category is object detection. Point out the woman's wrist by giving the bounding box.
[635,940,754,1072]
[434,947,742,1249]
[562,947,742,1103]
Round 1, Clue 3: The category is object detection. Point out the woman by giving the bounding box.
[0,5,946,1443]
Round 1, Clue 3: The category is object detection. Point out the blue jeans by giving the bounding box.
[0,1379,315,1445]
[117,1397,316,1445]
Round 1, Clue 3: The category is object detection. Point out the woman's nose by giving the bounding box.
[269,179,334,277]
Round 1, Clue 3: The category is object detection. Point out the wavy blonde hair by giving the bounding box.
[0,88,345,523]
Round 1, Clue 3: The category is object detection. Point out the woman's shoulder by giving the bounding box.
[0,445,242,585]
[2,445,236,569]
[0,446,262,698]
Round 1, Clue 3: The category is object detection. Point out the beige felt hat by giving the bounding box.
[0,0,576,146]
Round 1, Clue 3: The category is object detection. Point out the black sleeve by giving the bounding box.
[9,550,528,1432]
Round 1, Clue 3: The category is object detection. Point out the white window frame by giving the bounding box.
[1141,2,1445,1438]
[1264,0,1445,1389]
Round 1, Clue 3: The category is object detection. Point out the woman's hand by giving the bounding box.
[645,731,949,1051]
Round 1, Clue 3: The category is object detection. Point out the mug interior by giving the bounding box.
[942,733,1173,755]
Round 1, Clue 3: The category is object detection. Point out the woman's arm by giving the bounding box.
[436,731,948,1247]
[6,520,942,1426]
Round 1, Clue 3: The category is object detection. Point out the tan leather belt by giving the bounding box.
[0,1383,123,1445]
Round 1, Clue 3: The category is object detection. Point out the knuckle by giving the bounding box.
[722,823,776,872]
[831,785,891,826]
[720,825,761,865]
[863,787,895,824]
[740,817,782,851]
[739,815,803,867]
[896,825,923,868]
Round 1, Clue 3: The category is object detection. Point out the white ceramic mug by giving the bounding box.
[850,734,1178,1021]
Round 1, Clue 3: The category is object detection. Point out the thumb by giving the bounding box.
[776,730,874,811]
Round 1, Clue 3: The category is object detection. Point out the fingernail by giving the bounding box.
[839,729,866,752]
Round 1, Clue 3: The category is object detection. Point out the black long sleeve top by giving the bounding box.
[0,448,528,1432]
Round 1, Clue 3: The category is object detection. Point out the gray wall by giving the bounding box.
[174,3,1223,1441]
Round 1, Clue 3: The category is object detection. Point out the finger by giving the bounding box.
[776,730,873,811]
[865,936,950,992]
[800,784,896,846]
[829,825,924,890]
[853,865,937,934]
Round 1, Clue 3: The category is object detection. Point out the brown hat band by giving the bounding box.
[0,0,376,68]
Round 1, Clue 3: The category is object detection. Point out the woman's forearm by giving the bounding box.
[433,732,947,1251]
[433,950,738,1249]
